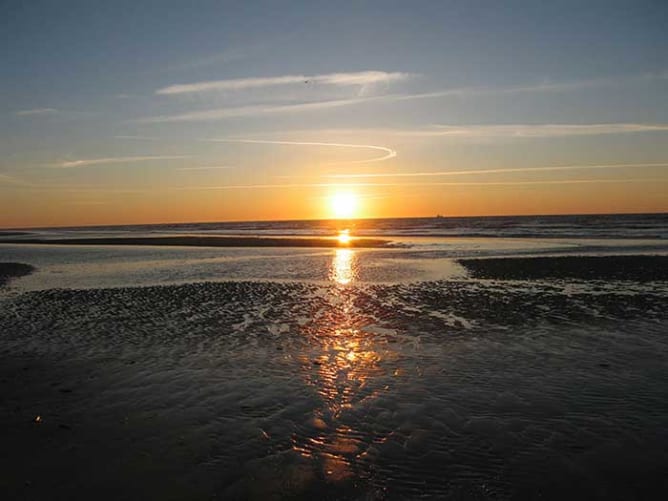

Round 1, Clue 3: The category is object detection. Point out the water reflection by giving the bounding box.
[291,248,390,486]
[330,248,357,285]
[337,229,351,245]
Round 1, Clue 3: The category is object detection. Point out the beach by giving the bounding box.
[4,0,668,496]
[1,229,667,499]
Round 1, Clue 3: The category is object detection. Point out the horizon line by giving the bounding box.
[3,210,665,231]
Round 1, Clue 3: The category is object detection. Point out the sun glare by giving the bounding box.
[338,229,351,245]
[331,191,358,219]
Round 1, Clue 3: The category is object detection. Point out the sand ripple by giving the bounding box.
[1,279,667,499]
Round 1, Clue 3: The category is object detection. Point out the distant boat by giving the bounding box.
[435,214,444,219]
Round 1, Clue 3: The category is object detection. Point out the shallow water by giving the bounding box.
[2,235,668,499]
[1,235,666,292]
[1,248,667,499]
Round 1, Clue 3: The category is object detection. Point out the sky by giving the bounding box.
[1,0,667,227]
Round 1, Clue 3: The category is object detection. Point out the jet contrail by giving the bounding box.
[205,138,397,164]
[53,155,189,168]
[175,178,663,191]
[325,162,668,178]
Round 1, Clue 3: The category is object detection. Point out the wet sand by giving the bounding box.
[459,255,668,282]
[0,262,35,287]
[0,236,392,249]
[1,256,667,499]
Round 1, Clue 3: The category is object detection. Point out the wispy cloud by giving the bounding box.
[114,135,165,141]
[0,173,26,185]
[176,178,663,191]
[140,72,668,124]
[176,165,235,171]
[136,98,367,123]
[156,70,413,95]
[15,108,58,116]
[326,162,668,179]
[206,138,396,163]
[388,71,668,102]
[293,123,668,139]
[415,123,668,138]
[51,155,189,168]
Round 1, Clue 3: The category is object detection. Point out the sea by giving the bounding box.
[1,213,667,499]
[1,213,666,291]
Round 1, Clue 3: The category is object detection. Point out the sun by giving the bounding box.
[330,191,358,219]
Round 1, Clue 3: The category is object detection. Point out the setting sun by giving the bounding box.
[330,191,358,219]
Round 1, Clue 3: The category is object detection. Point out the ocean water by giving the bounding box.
[1,214,667,499]
[9,212,668,240]
[1,213,666,291]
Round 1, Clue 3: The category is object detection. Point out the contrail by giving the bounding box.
[205,138,397,164]
[176,166,235,171]
[176,178,662,191]
[325,162,668,178]
[53,155,189,168]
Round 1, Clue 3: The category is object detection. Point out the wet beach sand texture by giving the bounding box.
[0,255,667,499]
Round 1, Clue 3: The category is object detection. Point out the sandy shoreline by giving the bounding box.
[459,255,668,281]
[0,262,35,287]
[2,274,667,499]
[1,252,667,499]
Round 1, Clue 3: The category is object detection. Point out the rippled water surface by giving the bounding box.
[1,242,667,499]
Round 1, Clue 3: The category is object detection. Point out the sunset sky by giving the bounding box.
[2,0,667,227]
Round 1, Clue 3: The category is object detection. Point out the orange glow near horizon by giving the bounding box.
[2,177,667,228]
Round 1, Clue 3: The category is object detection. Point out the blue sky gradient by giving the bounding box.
[2,0,667,225]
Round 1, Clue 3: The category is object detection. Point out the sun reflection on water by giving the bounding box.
[290,248,392,486]
[337,229,351,245]
[330,248,356,285]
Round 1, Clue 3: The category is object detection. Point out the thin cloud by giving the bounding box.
[143,72,668,123]
[51,155,189,168]
[207,138,396,164]
[175,178,663,191]
[136,98,367,123]
[176,165,235,171]
[0,173,27,185]
[20,184,150,193]
[296,123,668,139]
[420,123,668,138]
[326,162,668,179]
[156,70,413,95]
[114,135,165,141]
[15,108,58,116]
[388,71,668,103]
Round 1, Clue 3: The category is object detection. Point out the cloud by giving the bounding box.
[136,98,367,123]
[0,173,25,185]
[304,123,668,139]
[207,138,396,164]
[175,165,234,171]
[389,71,668,103]
[418,123,668,138]
[114,135,164,141]
[15,108,58,116]
[326,162,668,179]
[51,155,189,168]
[156,71,413,95]
[176,178,663,191]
